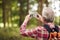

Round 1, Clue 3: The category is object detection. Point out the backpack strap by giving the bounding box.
[54,25,59,32]
[43,24,59,40]
[44,24,52,33]
[44,24,59,33]
[43,24,52,40]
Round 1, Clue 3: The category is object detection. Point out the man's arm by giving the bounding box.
[20,18,42,38]
[20,15,48,38]
[20,14,43,38]
[20,21,48,38]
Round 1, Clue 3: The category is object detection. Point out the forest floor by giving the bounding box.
[0,25,36,40]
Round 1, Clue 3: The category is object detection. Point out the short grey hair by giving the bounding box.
[42,7,55,22]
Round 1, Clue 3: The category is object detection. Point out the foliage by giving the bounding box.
[0,0,60,40]
[0,27,36,40]
[0,27,20,40]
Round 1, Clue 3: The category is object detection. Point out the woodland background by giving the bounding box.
[0,0,60,40]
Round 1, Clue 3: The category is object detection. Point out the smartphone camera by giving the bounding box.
[29,11,39,18]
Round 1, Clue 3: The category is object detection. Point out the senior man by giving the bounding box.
[20,7,60,40]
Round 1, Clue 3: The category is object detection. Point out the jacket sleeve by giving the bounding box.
[20,20,42,38]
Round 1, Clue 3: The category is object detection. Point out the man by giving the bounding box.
[20,7,60,40]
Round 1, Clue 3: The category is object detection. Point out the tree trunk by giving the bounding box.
[18,0,24,26]
[38,0,43,15]
[2,0,6,28]
[18,0,29,26]
[27,0,29,14]
[7,0,11,27]
[10,8,13,27]
[37,0,43,26]
[2,0,11,27]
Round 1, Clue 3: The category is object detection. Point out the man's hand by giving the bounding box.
[24,14,31,21]
[34,13,44,23]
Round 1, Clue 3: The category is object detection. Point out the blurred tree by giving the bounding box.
[0,0,2,8]
[38,0,43,15]
[0,0,2,23]
[18,0,29,26]
[10,0,18,27]
[37,0,49,25]
[37,0,43,25]
[2,0,7,27]
[18,0,25,26]
[18,0,23,26]
[2,0,11,27]
[27,0,29,14]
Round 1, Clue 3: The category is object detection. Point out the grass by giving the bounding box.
[0,24,36,40]
[0,23,59,40]
[0,18,38,40]
[0,27,21,40]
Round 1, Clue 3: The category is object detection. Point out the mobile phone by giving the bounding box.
[29,11,34,18]
[30,14,33,17]
[33,12,39,18]
[29,11,39,18]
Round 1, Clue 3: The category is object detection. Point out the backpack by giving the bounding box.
[44,24,59,40]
